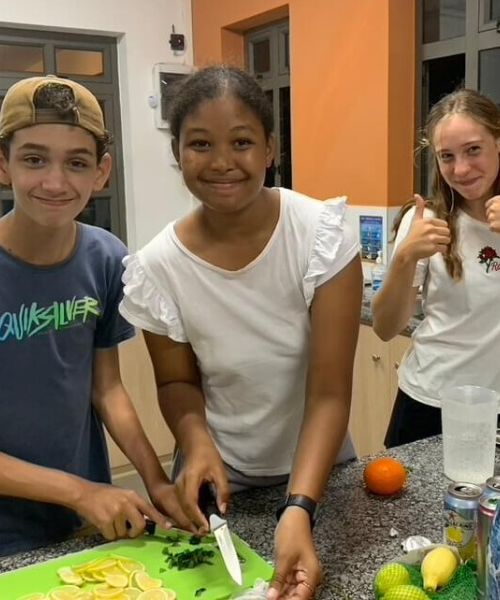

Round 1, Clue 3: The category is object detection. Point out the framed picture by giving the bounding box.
[359,215,383,261]
[152,62,194,129]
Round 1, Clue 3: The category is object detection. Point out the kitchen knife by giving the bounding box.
[199,482,243,586]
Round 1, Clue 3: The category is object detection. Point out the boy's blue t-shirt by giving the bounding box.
[0,223,135,556]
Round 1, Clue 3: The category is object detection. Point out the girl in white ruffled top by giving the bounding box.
[119,65,362,600]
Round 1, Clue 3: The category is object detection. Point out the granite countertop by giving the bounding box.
[0,437,456,599]
[361,284,423,336]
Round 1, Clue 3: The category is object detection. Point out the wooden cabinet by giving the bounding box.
[349,324,411,457]
[106,332,175,473]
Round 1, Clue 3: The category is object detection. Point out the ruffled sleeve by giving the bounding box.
[119,253,187,343]
[303,196,360,306]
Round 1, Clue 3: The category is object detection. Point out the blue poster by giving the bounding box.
[359,215,383,261]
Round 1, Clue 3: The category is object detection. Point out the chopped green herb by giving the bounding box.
[164,532,183,546]
[195,588,207,597]
[163,547,216,570]
[189,535,202,545]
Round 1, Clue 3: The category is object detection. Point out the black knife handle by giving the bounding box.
[144,517,156,535]
[198,481,221,519]
[126,517,157,535]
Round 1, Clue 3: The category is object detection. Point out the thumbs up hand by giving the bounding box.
[398,194,451,261]
[485,196,500,233]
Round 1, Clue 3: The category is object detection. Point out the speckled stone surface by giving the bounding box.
[0,437,458,599]
[361,284,423,336]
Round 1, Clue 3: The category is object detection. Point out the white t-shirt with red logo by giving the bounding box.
[394,206,500,407]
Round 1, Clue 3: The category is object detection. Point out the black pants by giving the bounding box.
[384,388,442,448]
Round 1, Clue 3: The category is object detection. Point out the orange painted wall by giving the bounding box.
[191,0,416,207]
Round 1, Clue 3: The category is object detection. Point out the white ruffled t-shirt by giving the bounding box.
[120,188,360,475]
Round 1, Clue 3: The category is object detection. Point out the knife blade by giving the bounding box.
[199,482,243,586]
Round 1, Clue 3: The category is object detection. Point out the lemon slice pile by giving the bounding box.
[15,555,177,600]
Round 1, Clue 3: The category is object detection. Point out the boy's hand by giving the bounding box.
[72,480,170,540]
[174,443,230,533]
[398,194,451,261]
[486,196,500,232]
[147,480,197,533]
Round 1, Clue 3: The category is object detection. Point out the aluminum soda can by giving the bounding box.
[443,481,482,561]
[477,492,500,597]
[487,498,500,599]
[483,476,500,500]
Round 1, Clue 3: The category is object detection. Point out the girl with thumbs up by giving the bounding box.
[372,88,500,447]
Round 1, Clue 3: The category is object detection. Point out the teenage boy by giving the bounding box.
[0,75,191,556]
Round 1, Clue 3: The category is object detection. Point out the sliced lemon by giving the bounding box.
[137,591,176,600]
[88,559,118,572]
[133,571,162,591]
[57,566,84,586]
[48,585,82,600]
[116,558,146,574]
[93,588,125,599]
[122,590,142,600]
[74,594,93,600]
[104,573,129,588]
[74,558,106,572]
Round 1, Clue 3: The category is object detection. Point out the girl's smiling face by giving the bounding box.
[433,113,500,208]
[174,93,274,215]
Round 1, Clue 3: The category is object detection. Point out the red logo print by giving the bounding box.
[478,246,500,273]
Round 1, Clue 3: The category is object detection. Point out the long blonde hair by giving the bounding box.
[394,89,500,280]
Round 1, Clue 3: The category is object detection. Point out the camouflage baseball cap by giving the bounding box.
[0,75,107,139]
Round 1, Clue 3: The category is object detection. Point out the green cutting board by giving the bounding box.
[0,528,274,600]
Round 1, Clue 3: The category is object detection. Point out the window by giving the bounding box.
[246,20,291,188]
[0,43,44,73]
[0,28,126,241]
[419,1,500,194]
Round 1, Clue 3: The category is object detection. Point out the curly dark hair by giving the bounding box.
[167,65,274,141]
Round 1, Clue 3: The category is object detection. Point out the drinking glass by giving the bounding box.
[440,385,499,484]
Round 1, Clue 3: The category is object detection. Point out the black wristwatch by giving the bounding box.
[276,494,319,529]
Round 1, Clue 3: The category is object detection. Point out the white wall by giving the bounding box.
[1,0,194,250]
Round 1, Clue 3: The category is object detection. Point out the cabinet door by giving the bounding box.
[106,332,175,469]
[389,335,412,404]
[349,325,391,457]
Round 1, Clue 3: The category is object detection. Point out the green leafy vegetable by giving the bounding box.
[189,535,202,545]
[163,546,216,570]
[163,532,183,547]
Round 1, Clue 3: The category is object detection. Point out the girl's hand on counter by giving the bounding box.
[72,480,170,540]
[147,479,197,533]
[398,194,451,261]
[174,443,230,533]
[486,195,500,232]
[268,507,322,599]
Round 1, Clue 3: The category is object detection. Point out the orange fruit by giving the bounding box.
[363,457,407,495]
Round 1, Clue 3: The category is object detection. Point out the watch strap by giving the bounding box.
[276,494,319,528]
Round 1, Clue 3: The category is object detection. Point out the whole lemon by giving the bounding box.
[384,584,430,600]
[374,562,411,595]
